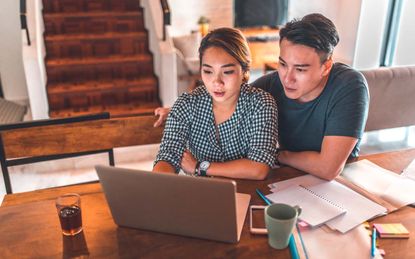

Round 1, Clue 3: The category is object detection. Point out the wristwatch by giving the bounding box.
[199,161,210,177]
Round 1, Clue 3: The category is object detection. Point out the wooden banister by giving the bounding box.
[1,115,163,159]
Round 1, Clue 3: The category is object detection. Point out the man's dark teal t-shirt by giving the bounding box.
[251,63,369,157]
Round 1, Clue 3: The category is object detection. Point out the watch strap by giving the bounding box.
[194,161,201,176]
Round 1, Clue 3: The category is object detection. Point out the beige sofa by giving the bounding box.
[361,66,415,132]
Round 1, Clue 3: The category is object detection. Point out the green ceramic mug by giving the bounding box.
[264,203,302,249]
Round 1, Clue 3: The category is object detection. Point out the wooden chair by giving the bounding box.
[0,114,163,194]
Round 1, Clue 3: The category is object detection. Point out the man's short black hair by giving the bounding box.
[279,13,339,62]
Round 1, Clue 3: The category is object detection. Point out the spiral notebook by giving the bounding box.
[266,185,346,227]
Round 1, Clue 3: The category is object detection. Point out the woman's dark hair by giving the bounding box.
[279,13,339,63]
[199,27,251,82]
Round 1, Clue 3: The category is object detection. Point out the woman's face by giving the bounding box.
[201,46,244,107]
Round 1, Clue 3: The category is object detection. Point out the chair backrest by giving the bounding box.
[361,66,415,132]
[0,114,163,194]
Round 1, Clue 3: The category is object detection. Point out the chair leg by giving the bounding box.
[0,137,12,194]
[1,165,12,194]
[109,149,115,166]
[0,158,12,194]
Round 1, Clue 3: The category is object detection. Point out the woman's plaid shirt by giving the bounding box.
[155,84,278,173]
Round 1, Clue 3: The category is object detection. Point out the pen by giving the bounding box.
[256,188,272,205]
[371,227,377,257]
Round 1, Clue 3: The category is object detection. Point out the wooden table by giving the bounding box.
[1,149,415,258]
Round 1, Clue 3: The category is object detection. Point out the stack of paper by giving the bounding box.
[373,223,410,238]
[266,185,346,227]
[341,159,415,207]
[267,173,387,233]
[267,159,415,233]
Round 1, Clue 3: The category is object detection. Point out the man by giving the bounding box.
[154,13,369,181]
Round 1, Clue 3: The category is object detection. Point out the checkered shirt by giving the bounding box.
[154,83,278,173]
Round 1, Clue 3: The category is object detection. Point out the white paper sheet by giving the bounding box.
[402,158,415,181]
[342,159,415,207]
[300,224,382,259]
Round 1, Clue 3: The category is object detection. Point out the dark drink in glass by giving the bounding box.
[56,193,83,236]
[59,205,83,236]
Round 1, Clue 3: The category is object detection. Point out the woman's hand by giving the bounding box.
[153,107,171,127]
[181,150,198,175]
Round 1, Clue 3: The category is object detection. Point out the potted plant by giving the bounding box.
[198,16,210,36]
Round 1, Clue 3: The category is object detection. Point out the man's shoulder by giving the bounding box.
[251,71,280,90]
[330,63,367,87]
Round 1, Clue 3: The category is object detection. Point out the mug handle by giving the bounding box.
[293,205,302,217]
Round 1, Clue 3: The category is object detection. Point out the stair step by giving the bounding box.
[46,55,155,85]
[46,54,154,84]
[43,11,142,19]
[49,102,160,119]
[45,32,149,59]
[45,31,146,41]
[47,78,157,95]
[46,54,151,67]
[47,78,159,110]
[43,0,141,14]
[43,11,144,35]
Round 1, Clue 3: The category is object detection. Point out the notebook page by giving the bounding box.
[307,181,387,233]
[341,160,396,196]
[342,159,415,207]
[401,158,415,181]
[268,174,326,192]
[383,177,415,206]
[266,185,346,227]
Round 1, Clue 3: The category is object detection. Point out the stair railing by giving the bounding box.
[20,0,31,45]
[160,0,171,41]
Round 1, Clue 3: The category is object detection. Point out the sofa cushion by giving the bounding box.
[361,66,415,131]
[172,32,201,60]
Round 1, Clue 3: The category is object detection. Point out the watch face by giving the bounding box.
[200,161,210,171]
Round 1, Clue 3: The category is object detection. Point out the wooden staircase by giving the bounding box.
[42,0,160,118]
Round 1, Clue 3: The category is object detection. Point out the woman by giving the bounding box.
[153,28,277,180]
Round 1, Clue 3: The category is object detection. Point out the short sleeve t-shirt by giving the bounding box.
[251,63,369,157]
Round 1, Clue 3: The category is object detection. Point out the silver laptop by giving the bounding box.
[95,165,251,243]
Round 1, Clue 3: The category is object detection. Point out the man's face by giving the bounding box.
[277,39,332,103]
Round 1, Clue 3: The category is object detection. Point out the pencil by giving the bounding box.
[371,227,377,257]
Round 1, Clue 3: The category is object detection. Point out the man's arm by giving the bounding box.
[153,107,171,127]
[278,136,358,180]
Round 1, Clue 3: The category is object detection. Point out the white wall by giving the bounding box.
[141,0,178,107]
[168,0,364,66]
[0,0,29,101]
[288,0,362,66]
[169,0,233,36]
[353,0,389,69]
[23,0,49,119]
[392,0,415,66]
